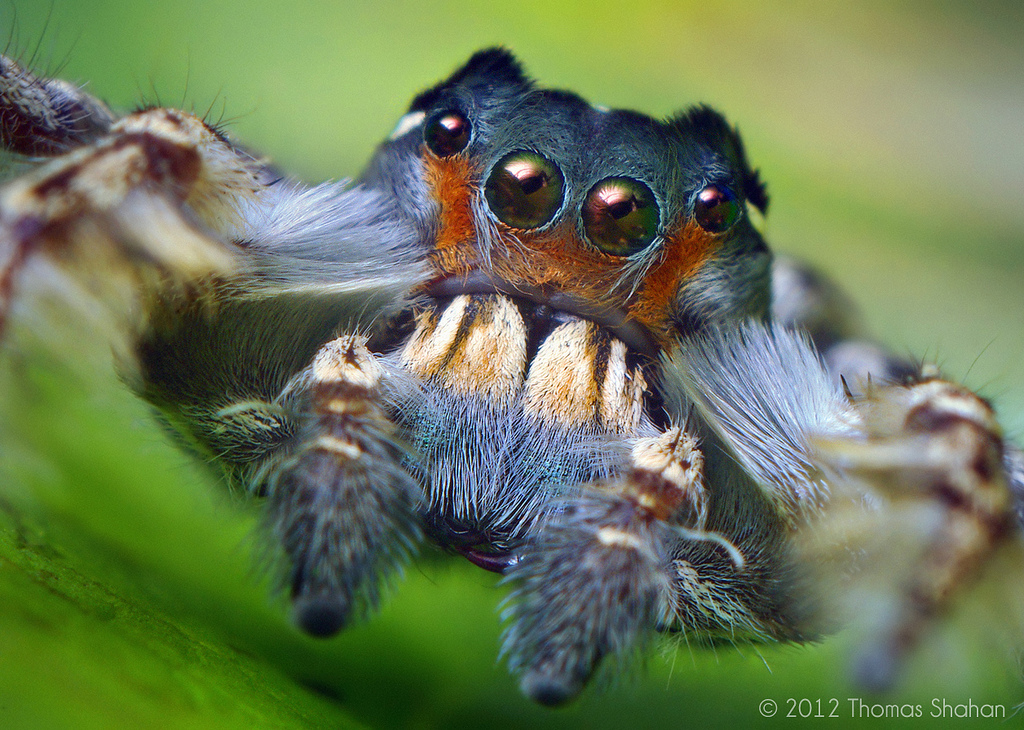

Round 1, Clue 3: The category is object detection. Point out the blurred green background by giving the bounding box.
[1,1,1023,728]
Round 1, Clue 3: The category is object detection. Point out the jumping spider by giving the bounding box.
[1,48,1022,706]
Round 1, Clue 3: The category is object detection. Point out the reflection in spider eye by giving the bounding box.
[693,184,741,233]
[582,177,659,255]
[484,151,564,229]
[424,111,471,157]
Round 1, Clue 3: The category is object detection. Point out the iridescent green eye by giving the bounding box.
[424,111,471,157]
[693,184,740,233]
[484,151,564,229]
[582,177,659,255]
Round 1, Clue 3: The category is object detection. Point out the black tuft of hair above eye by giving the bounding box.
[484,151,564,229]
[743,169,769,214]
[582,177,659,256]
[693,184,741,233]
[424,111,471,157]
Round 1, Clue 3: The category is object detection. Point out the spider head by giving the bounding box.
[363,49,773,352]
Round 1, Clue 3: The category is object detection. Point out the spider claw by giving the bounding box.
[291,593,351,638]
[519,667,584,707]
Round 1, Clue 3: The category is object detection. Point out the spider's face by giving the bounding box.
[364,49,773,351]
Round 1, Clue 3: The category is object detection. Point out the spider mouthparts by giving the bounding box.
[424,270,659,358]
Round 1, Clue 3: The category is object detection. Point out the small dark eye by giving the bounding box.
[693,185,741,233]
[424,111,471,157]
[582,177,659,255]
[484,151,564,229]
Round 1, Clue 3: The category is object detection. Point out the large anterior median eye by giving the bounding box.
[484,151,564,229]
[693,184,741,233]
[424,111,471,156]
[582,177,659,256]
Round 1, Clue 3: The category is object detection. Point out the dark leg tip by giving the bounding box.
[851,642,900,693]
[292,595,350,637]
[519,669,583,707]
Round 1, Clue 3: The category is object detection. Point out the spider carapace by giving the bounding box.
[1,48,1021,706]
